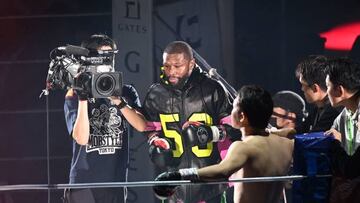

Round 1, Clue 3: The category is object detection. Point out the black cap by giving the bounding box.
[272,90,306,120]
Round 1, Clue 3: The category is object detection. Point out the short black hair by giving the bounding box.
[236,85,273,129]
[295,55,328,91]
[163,41,193,60]
[81,34,117,51]
[325,57,360,92]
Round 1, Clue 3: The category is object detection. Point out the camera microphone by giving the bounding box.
[57,45,90,56]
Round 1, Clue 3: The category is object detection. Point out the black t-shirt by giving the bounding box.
[64,85,141,183]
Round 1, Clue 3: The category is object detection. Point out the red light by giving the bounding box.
[320,22,360,51]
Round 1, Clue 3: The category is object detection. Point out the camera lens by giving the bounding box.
[96,74,115,94]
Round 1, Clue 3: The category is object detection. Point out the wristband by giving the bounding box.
[179,168,199,181]
[210,125,226,142]
[116,97,128,109]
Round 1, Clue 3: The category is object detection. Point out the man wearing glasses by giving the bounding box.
[271,90,307,135]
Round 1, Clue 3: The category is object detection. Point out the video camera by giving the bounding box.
[44,45,122,98]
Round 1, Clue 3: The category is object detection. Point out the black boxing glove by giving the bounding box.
[153,168,199,200]
[182,121,217,147]
[73,72,92,100]
[153,171,181,200]
[183,121,242,144]
[182,121,242,146]
[148,132,173,168]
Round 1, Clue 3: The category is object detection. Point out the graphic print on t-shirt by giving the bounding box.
[86,104,124,154]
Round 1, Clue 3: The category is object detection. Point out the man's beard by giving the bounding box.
[169,76,189,90]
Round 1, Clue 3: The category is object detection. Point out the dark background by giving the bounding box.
[1,0,360,202]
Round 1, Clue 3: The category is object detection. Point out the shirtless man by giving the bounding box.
[154,85,294,203]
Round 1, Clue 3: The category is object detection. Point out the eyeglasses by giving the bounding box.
[272,111,296,121]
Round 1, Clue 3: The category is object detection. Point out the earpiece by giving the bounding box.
[160,66,169,85]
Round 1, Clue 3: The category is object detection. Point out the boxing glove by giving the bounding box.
[153,168,199,200]
[153,171,181,200]
[183,121,242,146]
[182,121,216,147]
[148,132,173,168]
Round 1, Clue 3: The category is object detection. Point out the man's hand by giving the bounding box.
[73,72,91,100]
[325,128,341,141]
[109,96,128,109]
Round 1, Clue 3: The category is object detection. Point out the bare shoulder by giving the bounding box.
[228,140,248,150]
[242,134,294,152]
[242,135,267,145]
[236,136,268,154]
[227,140,254,155]
[270,127,296,138]
[269,133,294,143]
[269,133,295,150]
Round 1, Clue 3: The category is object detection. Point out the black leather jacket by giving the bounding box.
[143,67,232,202]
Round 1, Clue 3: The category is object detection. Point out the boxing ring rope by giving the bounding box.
[0,174,331,191]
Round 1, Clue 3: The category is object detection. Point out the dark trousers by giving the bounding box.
[63,188,126,203]
[329,177,360,203]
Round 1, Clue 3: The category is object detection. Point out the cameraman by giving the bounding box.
[63,34,147,203]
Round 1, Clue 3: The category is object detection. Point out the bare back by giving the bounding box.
[233,134,294,203]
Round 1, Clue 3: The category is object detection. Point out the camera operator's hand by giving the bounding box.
[74,72,91,101]
[109,96,128,110]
